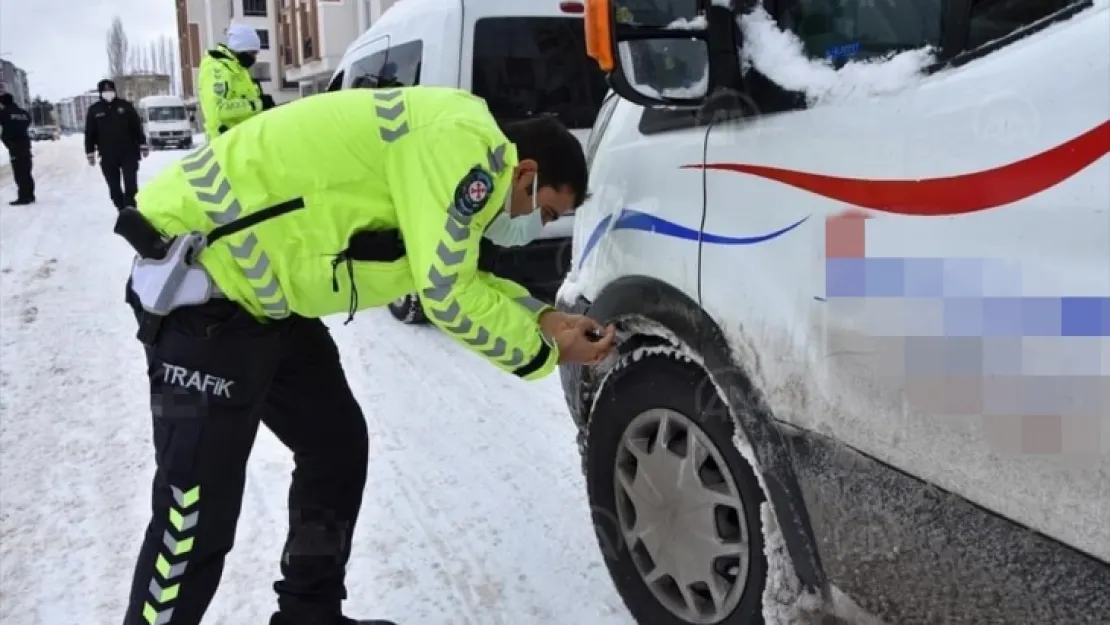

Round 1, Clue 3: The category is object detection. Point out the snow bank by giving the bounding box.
[738,7,935,105]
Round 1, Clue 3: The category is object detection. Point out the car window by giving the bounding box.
[585,93,620,169]
[348,40,423,89]
[966,0,1081,49]
[472,17,609,128]
[777,0,943,63]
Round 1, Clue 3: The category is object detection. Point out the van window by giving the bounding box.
[778,0,943,63]
[349,40,423,89]
[147,107,187,122]
[472,17,609,128]
[966,0,1080,49]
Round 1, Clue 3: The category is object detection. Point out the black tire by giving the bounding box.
[387,293,428,324]
[585,354,768,625]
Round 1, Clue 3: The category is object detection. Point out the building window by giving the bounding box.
[242,0,267,17]
[251,61,273,82]
[256,29,270,49]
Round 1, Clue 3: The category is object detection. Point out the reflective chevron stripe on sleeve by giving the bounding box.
[180,147,290,318]
[373,89,409,142]
[141,485,200,624]
[419,145,553,375]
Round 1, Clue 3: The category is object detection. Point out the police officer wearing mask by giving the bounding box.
[84,79,149,210]
[197,24,273,140]
[117,86,614,625]
[0,90,35,205]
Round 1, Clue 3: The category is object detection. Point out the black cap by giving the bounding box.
[97,79,116,92]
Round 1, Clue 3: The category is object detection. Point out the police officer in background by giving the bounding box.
[85,79,149,210]
[0,90,36,205]
[118,85,614,625]
[197,24,272,140]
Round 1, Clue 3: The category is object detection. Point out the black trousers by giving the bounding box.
[10,150,34,200]
[101,156,139,209]
[122,295,369,625]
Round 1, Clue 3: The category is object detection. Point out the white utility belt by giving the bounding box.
[129,232,225,317]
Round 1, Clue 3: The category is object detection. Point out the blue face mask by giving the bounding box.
[484,174,544,248]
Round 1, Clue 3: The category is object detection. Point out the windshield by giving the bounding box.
[472,17,609,128]
[147,106,187,122]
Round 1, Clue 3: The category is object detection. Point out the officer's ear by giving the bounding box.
[513,159,538,191]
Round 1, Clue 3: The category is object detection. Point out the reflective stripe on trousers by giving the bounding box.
[142,485,201,624]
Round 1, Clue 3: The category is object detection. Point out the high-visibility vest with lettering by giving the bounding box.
[197,45,263,139]
[136,86,558,380]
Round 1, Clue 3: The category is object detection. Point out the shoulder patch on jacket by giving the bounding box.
[213,81,227,96]
[453,167,494,218]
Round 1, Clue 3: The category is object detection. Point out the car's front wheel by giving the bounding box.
[387,294,428,325]
[585,353,768,625]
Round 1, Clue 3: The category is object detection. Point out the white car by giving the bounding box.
[561,0,1110,624]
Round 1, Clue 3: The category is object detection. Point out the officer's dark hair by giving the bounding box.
[500,116,589,208]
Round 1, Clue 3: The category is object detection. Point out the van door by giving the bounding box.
[697,0,1110,565]
[459,0,608,142]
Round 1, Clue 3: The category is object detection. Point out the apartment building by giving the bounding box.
[175,0,299,107]
[280,0,400,96]
[0,58,31,109]
[54,92,101,132]
[115,73,173,103]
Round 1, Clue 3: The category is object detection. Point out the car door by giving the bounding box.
[697,0,1110,562]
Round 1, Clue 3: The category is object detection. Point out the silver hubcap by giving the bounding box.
[614,408,750,624]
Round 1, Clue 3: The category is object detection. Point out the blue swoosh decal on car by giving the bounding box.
[577,208,809,267]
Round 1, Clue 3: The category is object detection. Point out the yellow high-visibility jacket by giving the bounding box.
[196,44,263,139]
[136,86,557,380]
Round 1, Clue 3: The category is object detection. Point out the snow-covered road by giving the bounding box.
[0,136,635,625]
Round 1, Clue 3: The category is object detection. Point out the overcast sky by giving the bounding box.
[0,0,176,101]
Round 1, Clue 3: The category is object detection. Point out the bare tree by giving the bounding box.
[156,37,168,75]
[106,16,129,79]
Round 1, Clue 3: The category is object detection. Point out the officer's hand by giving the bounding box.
[140,145,150,158]
[86,153,96,166]
[540,311,616,365]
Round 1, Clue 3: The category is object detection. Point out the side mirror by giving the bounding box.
[586,0,713,108]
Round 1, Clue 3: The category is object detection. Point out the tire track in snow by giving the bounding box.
[0,150,152,623]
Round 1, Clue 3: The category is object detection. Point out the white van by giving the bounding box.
[139,95,194,150]
[562,1,1110,624]
[328,0,608,324]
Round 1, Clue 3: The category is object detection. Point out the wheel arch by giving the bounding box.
[560,274,828,595]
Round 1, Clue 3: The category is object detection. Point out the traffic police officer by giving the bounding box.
[197,23,270,140]
[120,85,614,625]
[0,91,35,205]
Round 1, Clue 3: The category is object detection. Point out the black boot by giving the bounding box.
[8,197,34,205]
[269,613,398,625]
